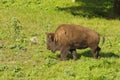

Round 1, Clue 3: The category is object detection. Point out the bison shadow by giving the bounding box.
[77,50,119,59]
[56,50,119,59]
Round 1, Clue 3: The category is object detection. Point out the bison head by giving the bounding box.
[46,33,59,53]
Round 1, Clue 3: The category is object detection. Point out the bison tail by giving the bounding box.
[99,36,105,47]
[102,36,105,45]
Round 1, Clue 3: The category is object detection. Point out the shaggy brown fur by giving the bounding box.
[46,24,101,60]
[46,33,77,60]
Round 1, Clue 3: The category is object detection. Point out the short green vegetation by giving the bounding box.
[0,0,120,80]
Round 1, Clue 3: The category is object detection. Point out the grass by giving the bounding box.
[0,0,120,80]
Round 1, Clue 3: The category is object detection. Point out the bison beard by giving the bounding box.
[47,24,101,60]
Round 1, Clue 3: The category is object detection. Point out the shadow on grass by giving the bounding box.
[77,50,119,59]
[56,0,120,19]
[56,50,119,60]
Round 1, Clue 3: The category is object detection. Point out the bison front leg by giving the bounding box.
[70,49,77,60]
[60,47,69,61]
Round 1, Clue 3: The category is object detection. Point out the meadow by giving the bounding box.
[0,0,120,80]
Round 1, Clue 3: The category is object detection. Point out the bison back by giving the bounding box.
[54,24,100,48]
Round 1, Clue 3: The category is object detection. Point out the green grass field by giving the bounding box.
[0,0,120,80]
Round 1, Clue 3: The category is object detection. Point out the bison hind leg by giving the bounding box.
[91,46,101,59]
[96,47,101,59]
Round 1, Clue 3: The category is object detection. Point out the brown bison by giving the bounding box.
[46,24,102,60]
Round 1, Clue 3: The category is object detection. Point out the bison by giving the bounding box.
[46,24,103,60]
